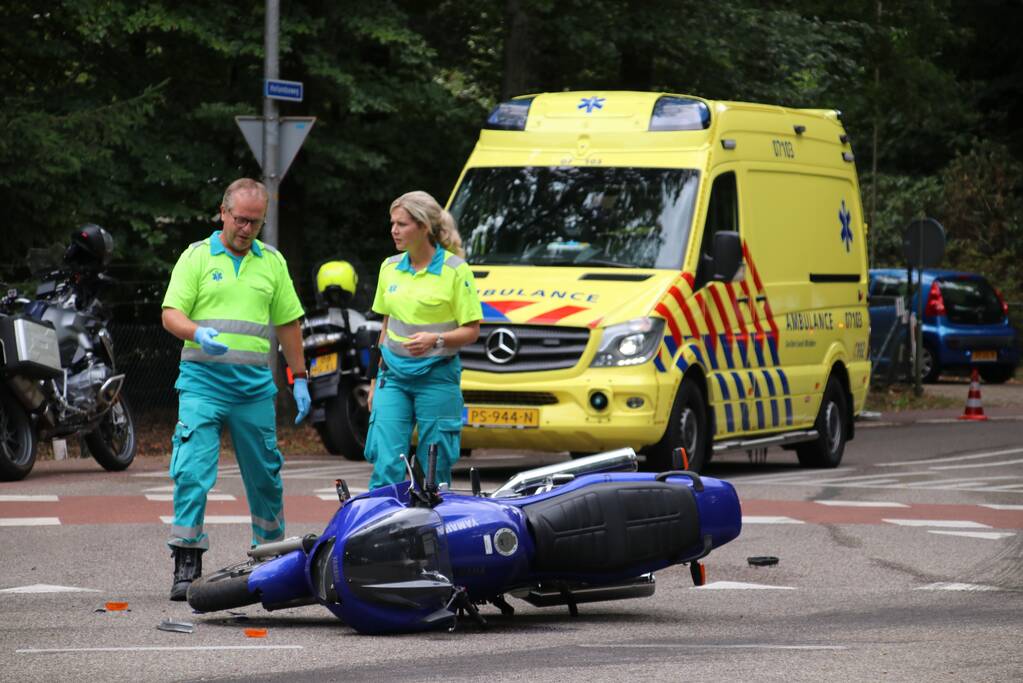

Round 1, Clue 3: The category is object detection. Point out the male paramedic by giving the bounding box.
[161,178,311,601]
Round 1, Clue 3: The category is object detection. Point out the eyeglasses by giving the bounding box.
[226,210,264,229]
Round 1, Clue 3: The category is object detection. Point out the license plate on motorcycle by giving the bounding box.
[972,350,997,362]
[310,353,338,377]
[463,406,540,429]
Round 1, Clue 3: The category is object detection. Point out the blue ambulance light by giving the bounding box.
[484,97,535,131]
[649,96,711,131]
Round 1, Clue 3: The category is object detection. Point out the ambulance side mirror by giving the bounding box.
[711,231,742,282]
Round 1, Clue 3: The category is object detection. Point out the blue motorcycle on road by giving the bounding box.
[187,447,742,635]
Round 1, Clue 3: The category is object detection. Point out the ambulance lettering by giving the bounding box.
[784,312,834,331]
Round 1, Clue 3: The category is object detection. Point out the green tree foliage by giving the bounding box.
[0,0,1019,311]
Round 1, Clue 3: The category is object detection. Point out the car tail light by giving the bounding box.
[994,287,1009,317]
[924,281,946,317]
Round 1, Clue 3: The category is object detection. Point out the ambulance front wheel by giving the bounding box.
[645,379,710,473]
[796,375,847,468]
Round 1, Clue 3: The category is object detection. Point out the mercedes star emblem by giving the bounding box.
[485,327,519,364]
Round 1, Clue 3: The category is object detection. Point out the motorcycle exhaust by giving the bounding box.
[515,574,656,607]
[248,533,319,559]
[490,447,638,497]
[97,374,125,408]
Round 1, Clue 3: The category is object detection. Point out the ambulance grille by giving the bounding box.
[462,390,558,405]
[461,324,591,373]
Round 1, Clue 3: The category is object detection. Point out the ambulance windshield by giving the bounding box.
[452,166,699,269]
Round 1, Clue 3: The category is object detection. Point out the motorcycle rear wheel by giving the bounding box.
[84,395,137,471]
[0,389,37,482]
[187,562,260,613]
[320,381,369,462]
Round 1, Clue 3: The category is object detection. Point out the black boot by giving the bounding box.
[169,547,204,601]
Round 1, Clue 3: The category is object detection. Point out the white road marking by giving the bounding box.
[930,458,1023,471]
[980,503,1023,510]
[915,582,1000,591]
[877,448,1023,467]
[160,515,251,524]
[578,643,843,650]
[692,581,796,590]
[0,584,100,594]
[814,500,908,508]
[17,646,304,654]
[145,493,236,502]
[882,518,990,528]
[733,468,855,483]
[0,518,60,526]
[927,530,1016,540]
[0,495,59,502]
[985,484,1023,492]
[143,485,175,492]
[742,516,805,524]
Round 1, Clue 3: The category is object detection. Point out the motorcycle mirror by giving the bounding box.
[426,444,439,492]
[470,468,481,497]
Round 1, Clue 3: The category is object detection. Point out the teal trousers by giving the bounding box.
[365,359,464,490]
[168,391,285,550]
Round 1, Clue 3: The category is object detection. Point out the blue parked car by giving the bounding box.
[868,268,1019,383]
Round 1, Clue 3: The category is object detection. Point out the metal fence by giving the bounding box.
[109,315,182,415]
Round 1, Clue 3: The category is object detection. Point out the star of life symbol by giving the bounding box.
[578,96,605,114]
[212,270,223,281]
[839,200,853,252]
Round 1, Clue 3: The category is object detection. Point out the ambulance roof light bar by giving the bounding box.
[483,97,535,131]
[649,96,711,131]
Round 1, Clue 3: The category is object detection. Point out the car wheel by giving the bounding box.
[919,345,940,383]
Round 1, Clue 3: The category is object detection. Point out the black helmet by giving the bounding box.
[64,224,114,269]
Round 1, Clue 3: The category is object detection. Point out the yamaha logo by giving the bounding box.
[484,327,519,365]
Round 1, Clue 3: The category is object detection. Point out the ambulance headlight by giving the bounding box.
[590,318,665,367]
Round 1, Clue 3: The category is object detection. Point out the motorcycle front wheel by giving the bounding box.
[85,394,137,471]
[0,389,38,481]
[320,380,369,462]
[188,561,260,613]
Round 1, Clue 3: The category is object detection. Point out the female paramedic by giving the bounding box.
[364,190,482,489]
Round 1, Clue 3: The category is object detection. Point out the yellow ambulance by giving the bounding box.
[449,91,869,471]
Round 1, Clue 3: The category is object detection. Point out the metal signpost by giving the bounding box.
[235,0,315,390]
[902,218,946,395]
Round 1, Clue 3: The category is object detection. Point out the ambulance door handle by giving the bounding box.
[736,296,749,304]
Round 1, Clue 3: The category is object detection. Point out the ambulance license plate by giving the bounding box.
[463,406,540,429]
[972,350,997,362]
[310,353,338,377]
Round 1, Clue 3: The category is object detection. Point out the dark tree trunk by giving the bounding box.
[501,0,531,100]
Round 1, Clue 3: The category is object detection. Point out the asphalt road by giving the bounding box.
[1,412,1021,682]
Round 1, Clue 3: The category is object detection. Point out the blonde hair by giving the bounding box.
[390,191,464,257]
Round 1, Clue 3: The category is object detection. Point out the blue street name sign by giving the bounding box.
[264,79,303,102]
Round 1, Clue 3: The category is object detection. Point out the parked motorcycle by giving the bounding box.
[291,260,379,460]
[0,225,137,481]
[187,446,742,635]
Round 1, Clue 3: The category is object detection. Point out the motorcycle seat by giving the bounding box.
[523,481,700,573]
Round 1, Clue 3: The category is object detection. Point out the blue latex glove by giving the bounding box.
[194,326,229,355]
[293,378,311,424]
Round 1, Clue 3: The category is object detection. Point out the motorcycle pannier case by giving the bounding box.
[0,315,63,379]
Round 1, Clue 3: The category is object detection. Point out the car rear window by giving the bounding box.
[938,277,1004,325]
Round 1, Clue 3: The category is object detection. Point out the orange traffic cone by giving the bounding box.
[958,368,988,421]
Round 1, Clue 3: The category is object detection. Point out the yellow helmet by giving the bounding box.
[316,260,358,305]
